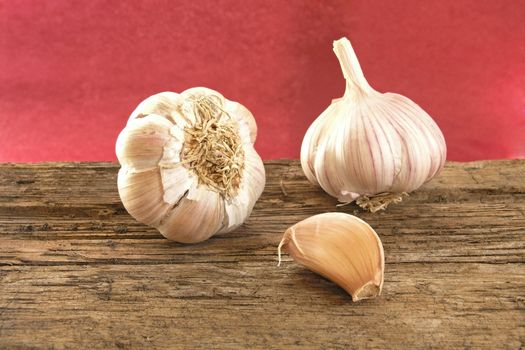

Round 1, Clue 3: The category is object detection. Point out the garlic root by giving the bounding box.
[355,192,408,213]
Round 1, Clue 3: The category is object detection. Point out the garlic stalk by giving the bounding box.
[301,37,447,212]
[116,87,265,243]
[278,212,384,302]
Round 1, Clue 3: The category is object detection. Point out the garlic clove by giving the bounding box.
[278,212,384,302]
[300,112,325,186]
[116,114,174,172]
[159,164,195,205]
[312,111,348,199]
[224,100,258,143]
[156,122,188,166]
[128,92,183,124]
[242,145,266,204]
[180,87,225,125]
[354,100,401,193]
[388,94,446,181]
[220,145,266,233]
[117,168,171,226]
[222,190,250,233]
[328,101,398,198]
[181,86,225,100]
[157,185,224,243]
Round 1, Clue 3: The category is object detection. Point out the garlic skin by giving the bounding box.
[301,37,447,212]
[278,212,384,302]
[116,87,265,243]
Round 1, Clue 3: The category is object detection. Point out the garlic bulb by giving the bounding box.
[116,87,265,243]
[278,212,384,302]
[301,37,447,212]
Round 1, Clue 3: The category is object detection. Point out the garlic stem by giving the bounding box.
[333,37,373,98]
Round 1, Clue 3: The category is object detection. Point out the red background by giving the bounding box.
[1,0,524,162]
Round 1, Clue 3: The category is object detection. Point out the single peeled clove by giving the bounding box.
[278,212,384,302]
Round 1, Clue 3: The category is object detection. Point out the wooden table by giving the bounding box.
[0,160,523,349]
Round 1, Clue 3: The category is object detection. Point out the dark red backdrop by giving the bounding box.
[1,0,524,162]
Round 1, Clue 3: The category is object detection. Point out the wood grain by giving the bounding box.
[0,160,524,349]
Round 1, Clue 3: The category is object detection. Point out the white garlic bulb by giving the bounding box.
[301,37,447,212]
[116,87,265,243]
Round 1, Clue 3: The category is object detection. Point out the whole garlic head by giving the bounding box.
[116,87,265,243]
[301,37,447,212]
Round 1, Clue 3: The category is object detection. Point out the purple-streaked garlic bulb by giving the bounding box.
[301,37,446,212]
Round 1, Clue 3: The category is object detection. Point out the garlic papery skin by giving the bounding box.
[301,37,447,212]
[116,87,265,243]
[278,212,384,302]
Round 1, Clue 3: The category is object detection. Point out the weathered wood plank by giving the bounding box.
[0,160,524,349]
